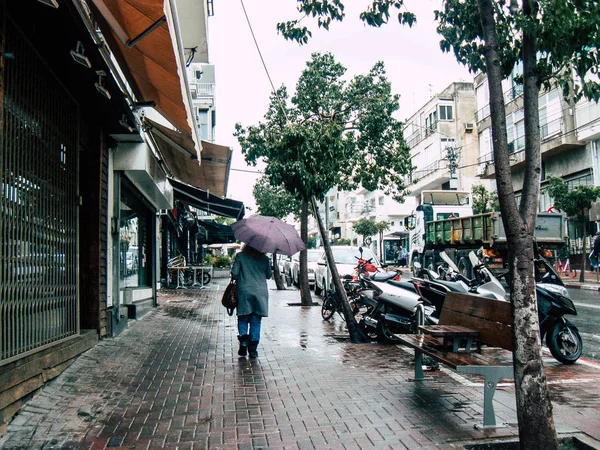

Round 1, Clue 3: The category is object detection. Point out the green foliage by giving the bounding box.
[545,177,600,218]
[212,255,232,269]
[203,254,213,265]
[436,0,600,103]
[375,220,390,234]
[307,235,318,249]
[352,217,379,238]
[472,184,499,214]
[253,175,301,219]
[277,1,415,44]
[235,52,412,205]
[333,238,352,246]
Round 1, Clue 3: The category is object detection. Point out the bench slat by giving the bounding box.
[395,334,512,370]
[442,293,511,325]
[418,325,479,337]
[441,309,513,351]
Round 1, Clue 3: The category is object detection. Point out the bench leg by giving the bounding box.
[409,349,433,382]
[415,350,424,380]
[458,366,513,429]
[480,374,502,428]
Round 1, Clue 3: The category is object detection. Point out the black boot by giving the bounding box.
[237,335,249,356]
[248,340,259,358]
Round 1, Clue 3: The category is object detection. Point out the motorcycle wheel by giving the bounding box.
[202,271,211,285]
[359,319,378,341]
[546,322,582,364]
[321,297,336,321]
[376,317,398,343]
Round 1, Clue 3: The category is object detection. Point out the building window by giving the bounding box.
[439,105,453,121]
[120,182,152,288]
[191,89,197,100]
[506,110,525,153]
[378,196,384,205]
[425,110,437,136]
[539,89,561,139]
[197,109,210,141]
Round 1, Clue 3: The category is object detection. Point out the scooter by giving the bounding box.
[412,251,506,318]
[355,256,437,342]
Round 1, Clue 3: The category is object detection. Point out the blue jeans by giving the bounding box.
[238,314,262,342]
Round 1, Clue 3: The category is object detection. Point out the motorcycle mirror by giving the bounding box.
[359,246,363,255]
[468,251,480,268]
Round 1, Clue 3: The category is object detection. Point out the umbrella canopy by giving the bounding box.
[231,215,306,256]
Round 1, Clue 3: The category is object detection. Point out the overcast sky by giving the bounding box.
[208,0,473,211]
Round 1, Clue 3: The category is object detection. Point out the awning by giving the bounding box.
[170,178,245,220]
[89,0,197,148]
[146,119,232,197]
[199,221,236,244]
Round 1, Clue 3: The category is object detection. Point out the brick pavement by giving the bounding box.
[1,279,600,449]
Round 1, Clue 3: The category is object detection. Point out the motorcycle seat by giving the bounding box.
[370,271,398,282]
[387,280,417,292]
[432,279,469,293]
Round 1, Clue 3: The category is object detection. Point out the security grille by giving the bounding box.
[0,19,79,364]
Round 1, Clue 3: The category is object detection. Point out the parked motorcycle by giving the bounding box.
[416,250,582,364]
[412,251,506,318]
[350,253,437,342]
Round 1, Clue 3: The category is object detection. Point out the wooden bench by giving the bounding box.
[395,292,514,428]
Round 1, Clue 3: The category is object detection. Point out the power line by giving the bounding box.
[230,167,263,174]
[239,0,277,94]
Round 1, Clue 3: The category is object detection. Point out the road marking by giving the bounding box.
[573,301,600,310]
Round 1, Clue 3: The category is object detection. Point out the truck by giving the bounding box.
[405,190,565,278]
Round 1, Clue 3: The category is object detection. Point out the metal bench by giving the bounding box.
[395,292,514,428]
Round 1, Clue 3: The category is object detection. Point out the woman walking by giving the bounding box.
[231,244,272,358]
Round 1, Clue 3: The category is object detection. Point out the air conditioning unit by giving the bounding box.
[475,165,486,176]
[464,123,474,133]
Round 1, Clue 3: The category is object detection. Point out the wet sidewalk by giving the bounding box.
[2,279,600,449]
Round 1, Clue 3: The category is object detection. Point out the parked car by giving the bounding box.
[292,249,321,288]
[277,254,293,279]
[314,246,380,297]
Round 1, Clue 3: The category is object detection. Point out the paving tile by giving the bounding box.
[2,280,599,449]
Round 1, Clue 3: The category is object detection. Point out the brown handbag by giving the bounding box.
[221,279,237,316]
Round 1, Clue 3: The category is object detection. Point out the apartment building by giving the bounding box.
[475,66,600,255]
[403,81,483,199]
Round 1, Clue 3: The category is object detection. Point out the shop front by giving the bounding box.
[110,141,173,334]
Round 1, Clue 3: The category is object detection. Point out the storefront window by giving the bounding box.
[120,182,151,288]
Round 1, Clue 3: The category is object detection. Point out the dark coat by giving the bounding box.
[594,235,600,255]
[231,253,272,317]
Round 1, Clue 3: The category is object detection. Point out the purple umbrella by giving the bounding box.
[230,215,306,256]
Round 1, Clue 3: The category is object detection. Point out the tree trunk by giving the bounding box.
[477,0,559,448]
[300,199,313,305]
[272,251,286,290]
[379,231,384,263]
[311,196,364,342]
[580,211,587,283]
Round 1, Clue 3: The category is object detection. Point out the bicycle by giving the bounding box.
[555,258,577,279]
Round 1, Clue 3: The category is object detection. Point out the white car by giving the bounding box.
[277,254,293,279]
[292,249,321,288]
[314,246,380,297]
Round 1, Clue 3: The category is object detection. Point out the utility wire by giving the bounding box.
[239,0,277,94]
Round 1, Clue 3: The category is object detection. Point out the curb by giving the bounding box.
[564,283,600,291]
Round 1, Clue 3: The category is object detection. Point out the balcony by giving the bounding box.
[478,120,583,179]
[409,159,449,195]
